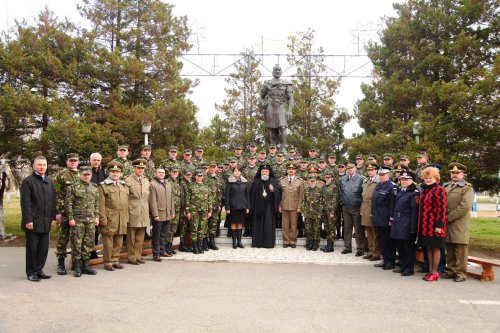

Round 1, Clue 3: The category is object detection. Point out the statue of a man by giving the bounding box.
[259,64,294,150]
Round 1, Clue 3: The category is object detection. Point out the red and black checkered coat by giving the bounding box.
[417,182,447,238]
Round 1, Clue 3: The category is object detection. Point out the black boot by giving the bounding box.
[227,228,233,238]
[73,259,81,277]
[89,251,99,260]
[297,228,304,238]
[312,240,319,251]
[198,240,204,254]
[237,229,245,248]
[323,241,334,253]
[243,225,249,237]
[306,238,312,251]
[169,242,177,255]
[203,238,209,251]
[209,236,219,250]
[179,240,190,252]
[81,260,97,275]
[57,257,67,275]
[192,240,199,254]
[232,230,237,249]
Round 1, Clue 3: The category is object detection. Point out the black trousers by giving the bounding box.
[25,231,50,276]
[377,226,396,266]
[395,239,415,273]
[152,220,170,256]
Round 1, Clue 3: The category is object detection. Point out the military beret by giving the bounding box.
[286,163,296,169]
[355,155,363,160]
[400,170,415,180]
[400,155,409,160]
[365,163,379,170]
[378,166,392,174]
[67,153,79,161]
[118,145,128,151]
[195,145,204,152]
[169,146,178,152]
[448,162,466,172]
[132,158,147,168]
[346,162,355,169]
[184,149,192,154]
[141,144,151,150]
[80,166,92,175]
[107,161,123,172]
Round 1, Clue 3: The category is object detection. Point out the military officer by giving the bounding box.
[340,162,364,255]
[442,162,474,282]
[161,146,182,176]
[192,145,206,168]
[273,152,287,179]
[360,163,381,261]
[327,154,337,172]
[279,163,304,248]
[125,159,150,265]
[399,155,411,169]
[54,153,81,275]
[186,170,213,254]
[111,145,133,178]
[181,149,196,177]
[99,162,129,271]
[321,172,339,252]
[308,148,319,165]
[165,167,182,255]
[266,144,278,165]
[66,166,99,277]
[382,153,394,169]
[140,144,155,181]
[355,155,366,175]
[296,160,309,180]
[247,142,258,157]
[233,144,246,170]
[205,161,224,250]
[415,151,430,184]
[301,175,324,251]
[178,170,192,251]
[257,150,267,165]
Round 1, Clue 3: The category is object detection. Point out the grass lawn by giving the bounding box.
[2,196,24,237]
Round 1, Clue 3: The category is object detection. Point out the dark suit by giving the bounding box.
[20,172,56,277]
[371,180,397,266]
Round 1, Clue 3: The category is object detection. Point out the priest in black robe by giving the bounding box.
[250,165,281,248]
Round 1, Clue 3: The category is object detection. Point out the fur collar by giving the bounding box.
[228,175,247,183]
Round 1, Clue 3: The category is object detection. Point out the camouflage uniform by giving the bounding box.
[192,156,206,169]
[322,181,339,243]
[111,157,133,179]
[161,158,182,175]
[273,162,287,179]
[415,162,429,185]
[181,159,196,177]
[166,177,182,244]
[301,183,325,246]
[179,178,191,244]
[144,159,155,181]
[54,168,80,260]
[204,173,224,238]
[186,181,213,242]
[296,168,309,180]
[65,179,99,260]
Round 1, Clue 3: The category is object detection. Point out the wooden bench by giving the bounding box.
[467,256,500,281]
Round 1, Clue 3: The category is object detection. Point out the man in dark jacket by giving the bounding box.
[340,163,364,255]
[20,156,56,282]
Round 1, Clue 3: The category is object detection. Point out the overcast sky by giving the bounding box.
[1,0,402,137]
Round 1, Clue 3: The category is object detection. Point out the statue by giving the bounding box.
[259,64,294,151]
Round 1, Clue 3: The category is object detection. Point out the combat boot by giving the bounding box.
[57,257,67,275]
[179,240,190,252]
[203,238,209,251]
[312,240,319,251]
[209,236,219,250]
[169,242,177,255]
[192,240,199,254]
[73,259,82,277]
[323,241,334,253]
[232,231,237,249]
[198,240,204,254]
[306,238,312,251]
[81,260,97,275]
[237,229,244,248]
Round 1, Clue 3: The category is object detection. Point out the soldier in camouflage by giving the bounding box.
[232,144,246,170]
[321,172,339,252]
[272,152,287,179]
[242,155,259,236]
[296,159,309,180]
[192,145,206,169]
[178,170,192,252]
[256,150,267,166]
[161,146,182,176]
[65,166,99,277]
[165,167,182,255]
[301,175,325,251]
[140,144,155,181]
[181,149,196,177]
[111,145,133,178]
[54,153,81,275]
[355,155,366,176]
[307,148,319,166]
[415,151,430,185]
[204,161,224,249]
[185,170,213,254]
[266,144,277,165]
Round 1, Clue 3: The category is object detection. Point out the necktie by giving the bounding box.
[289,177,292,184]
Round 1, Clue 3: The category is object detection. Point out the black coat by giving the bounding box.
[224,175,250,211]
[390,184,419,240]
[340,173,364,208]
[371,180,398,227]
[20,172,56,233]
[91,166,106,185]
[250,176,281,248]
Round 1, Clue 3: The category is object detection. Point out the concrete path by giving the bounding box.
[1,246,499,332]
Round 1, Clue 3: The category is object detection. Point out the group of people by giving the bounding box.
[20,143,474,283]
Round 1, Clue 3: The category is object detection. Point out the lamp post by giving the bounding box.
[141,121,152,146]
[412,121,422,145]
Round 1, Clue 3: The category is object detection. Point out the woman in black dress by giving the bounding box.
[225,167,249,249]
[250,165,281,248]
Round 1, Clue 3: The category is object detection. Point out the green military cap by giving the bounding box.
[249,142,257,147]
[234,144,243,150]
[383,153,393,159]
[248,154,257,159]
[195,169,204,176]
[286,163,296,169]
[195,145,204,152]
[169,146,178,152]
[288,148,296,153]
[417,151,428,158]
[299,159,308,163]
[217,163,224,168]
[448,162,466,172]
[346,162,355,169]
[269,144,277,149]
[183,169,192,175]
[355,155,363,160]
[224,161,230,166]
[201,163,209,169]
[107,161,123,171]
[209,161,217,166]
[365,162,379,170]
[309,148,317,152]
[258,149,266,154]
[132,158,147,168]
[328,153,336,158]
[337,162,346,167]
[118,145,128,151]
[184,149,192,154]
[230,158,237,163]
[277,152,284,157]
[67,153,79,161]
[400,155,409,161]
[141,144,151,150]
[308,175,317,180]
[368,155,377,161]
[169,166,179,172]
[80,166,92,175]
[319,156,326,162]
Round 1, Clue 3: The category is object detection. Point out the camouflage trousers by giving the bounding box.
[305,217,321,241]
[70,221,96,260]
[190,211,208,241]
[323,212,336,242]
[166,210,181,243]
[207,208,219,237]
[180,214,190,242]
[56,219,71,258]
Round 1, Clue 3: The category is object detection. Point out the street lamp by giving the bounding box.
[141,121,152,146]
[412,121,422,145]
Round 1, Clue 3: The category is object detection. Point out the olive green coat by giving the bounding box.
[98,179,129,235]
[360,176,379,227]
[125,175,150,228]
[444,180,474,244]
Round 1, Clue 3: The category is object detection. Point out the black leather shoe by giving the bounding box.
[355,250,364,257]
[27,275,41,282]
[417,268,429,273]
[454,276,466,282]
[383,264,396,270]
[374,263,385,267]
[341,249,352,254]
[392,268,403,273]
[283,244,289,248]
[362,254,373,260]
[37,271,52,279]
[401,271,414,276]
[290,244,296,248]
[369,256,381,261]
